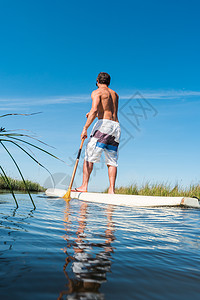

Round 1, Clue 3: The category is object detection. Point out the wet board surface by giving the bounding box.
[45,188,200,208]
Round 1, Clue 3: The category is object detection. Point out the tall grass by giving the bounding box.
[0,176,45,192]
[106,182,200,199]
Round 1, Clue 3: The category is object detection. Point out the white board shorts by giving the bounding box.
[85,119,121,167]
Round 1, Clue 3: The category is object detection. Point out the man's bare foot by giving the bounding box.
[72,186,87,192]
[108,187,115,194]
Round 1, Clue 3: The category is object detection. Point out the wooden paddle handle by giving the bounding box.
[68,139,84,190]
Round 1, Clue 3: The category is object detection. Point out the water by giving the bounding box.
[0,193,200,300]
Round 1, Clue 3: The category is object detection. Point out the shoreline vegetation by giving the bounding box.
[1,178,200,198]
[0,177,45,192]
[107,183,200,198]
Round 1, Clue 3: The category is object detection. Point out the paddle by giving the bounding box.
[63,138,85,200]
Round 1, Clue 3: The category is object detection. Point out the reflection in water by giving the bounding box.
[58,203,115,299]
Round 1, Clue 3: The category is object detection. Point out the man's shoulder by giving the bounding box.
[91,89,101,97]
[91,88,119,98]
[108,88,119,98]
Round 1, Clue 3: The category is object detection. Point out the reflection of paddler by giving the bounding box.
[71,204,115,284]
[72,202,103,284]
[58,202,116,299]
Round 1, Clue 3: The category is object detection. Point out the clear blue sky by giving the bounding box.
[0,0,199,191]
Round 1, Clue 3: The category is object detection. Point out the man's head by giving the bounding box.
[96,72,111,87]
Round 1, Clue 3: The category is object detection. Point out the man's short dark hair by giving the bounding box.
[97,72,111,86]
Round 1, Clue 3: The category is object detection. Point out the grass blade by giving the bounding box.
[0,141,36,209]
[0,112,42,118]
[0,165,18,208]
[0,133,55,149]
[2,139,55,187]
[2,136,67,164]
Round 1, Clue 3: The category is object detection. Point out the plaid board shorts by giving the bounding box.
[85,119,121,167]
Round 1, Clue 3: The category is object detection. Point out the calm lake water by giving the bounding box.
[0,193,200,300]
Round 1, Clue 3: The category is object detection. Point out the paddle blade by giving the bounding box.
[63,189,71,201]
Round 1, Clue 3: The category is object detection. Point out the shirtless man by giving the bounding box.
[76,72,121,194]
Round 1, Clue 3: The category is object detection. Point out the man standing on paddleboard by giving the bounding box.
[75,72,120,194]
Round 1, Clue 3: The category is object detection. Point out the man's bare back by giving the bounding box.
[91,86,119,122]
[82,83,119,139]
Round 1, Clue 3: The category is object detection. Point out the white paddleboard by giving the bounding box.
[45,188,200,208]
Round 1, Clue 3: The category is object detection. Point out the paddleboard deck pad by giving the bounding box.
[45,188,200,208]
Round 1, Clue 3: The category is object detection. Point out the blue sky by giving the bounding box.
[0,0,200,191]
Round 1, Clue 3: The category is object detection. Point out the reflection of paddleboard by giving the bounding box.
[45,188,200,208]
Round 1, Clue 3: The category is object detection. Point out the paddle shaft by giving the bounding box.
[68,139,84,190]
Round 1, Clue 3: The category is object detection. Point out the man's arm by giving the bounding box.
[81,92,100,139]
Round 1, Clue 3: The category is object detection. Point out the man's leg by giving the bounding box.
[77,160,93,192]
[107,165,117,194]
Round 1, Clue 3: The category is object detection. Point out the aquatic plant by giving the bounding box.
[0,176,45,192]
[113,182,200,198]
[0,113,62,208]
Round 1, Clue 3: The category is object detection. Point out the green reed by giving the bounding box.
[0,176,45,192]
[106,182,200,199]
